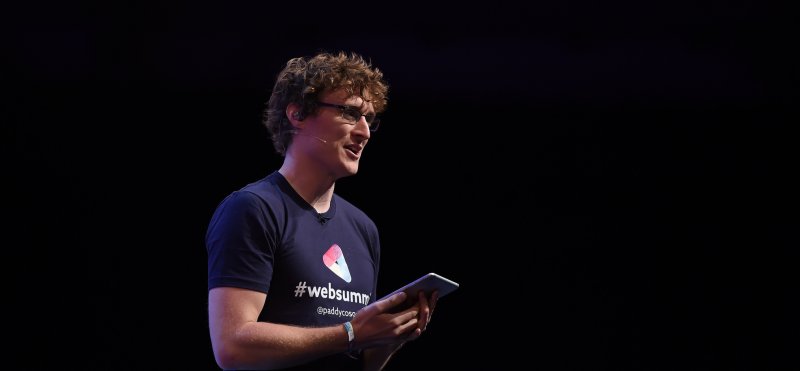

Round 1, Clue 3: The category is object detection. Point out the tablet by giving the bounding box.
[381,273,459,310]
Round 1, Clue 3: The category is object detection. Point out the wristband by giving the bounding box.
[343,321,355,353]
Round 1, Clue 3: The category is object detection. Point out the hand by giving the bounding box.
[358,291,440,371]
[350,292,421,350]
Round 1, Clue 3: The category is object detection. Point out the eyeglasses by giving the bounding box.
[317,102,380,132]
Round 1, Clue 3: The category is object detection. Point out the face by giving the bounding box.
[293,88,375,178]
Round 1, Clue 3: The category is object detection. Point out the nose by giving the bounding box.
[352,115,371,139]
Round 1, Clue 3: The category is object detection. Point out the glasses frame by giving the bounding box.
[316,102,380,132]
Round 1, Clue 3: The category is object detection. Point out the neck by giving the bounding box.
[279,156,335,213]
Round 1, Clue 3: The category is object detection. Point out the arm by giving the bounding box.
[208,287,421,370]
[208,287,347,370]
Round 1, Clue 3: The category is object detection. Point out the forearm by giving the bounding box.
[213,321,348,370]
[361,343,403,371]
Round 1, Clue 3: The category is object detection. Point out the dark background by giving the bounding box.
[9,2,796,370]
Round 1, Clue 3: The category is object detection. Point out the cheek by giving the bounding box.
[328,125,352,139]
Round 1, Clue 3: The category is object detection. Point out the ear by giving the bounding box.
[286,104,305,129]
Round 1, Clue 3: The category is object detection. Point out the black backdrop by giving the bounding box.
[9,2,796,370]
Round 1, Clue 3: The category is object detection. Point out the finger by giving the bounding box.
[366,292,407,316]
[417,291,431,331]
[393,310,418,326]
[430,290,439,314]
[394,317,419,336]
[405,327,423,342]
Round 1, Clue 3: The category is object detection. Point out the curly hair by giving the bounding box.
[263,51,389,155]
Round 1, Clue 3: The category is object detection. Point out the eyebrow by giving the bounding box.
[340,102,376,116]
[344,97,375,114]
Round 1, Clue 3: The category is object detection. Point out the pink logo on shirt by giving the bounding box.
[323,244,352,283]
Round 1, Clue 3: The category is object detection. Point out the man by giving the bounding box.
[206,51,437,370]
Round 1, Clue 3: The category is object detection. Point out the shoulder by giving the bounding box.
[237,173,287,204]
[211,174,289,220]
[334,194,377,230]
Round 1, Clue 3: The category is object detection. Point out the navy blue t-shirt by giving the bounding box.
[206,172,380,370]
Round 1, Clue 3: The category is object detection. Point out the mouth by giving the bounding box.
[344,143,363,157]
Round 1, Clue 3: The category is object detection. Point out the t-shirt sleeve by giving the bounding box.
[206,191,278,293]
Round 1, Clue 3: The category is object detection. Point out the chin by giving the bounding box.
[332,165,358,179]
[343,164,359,176]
